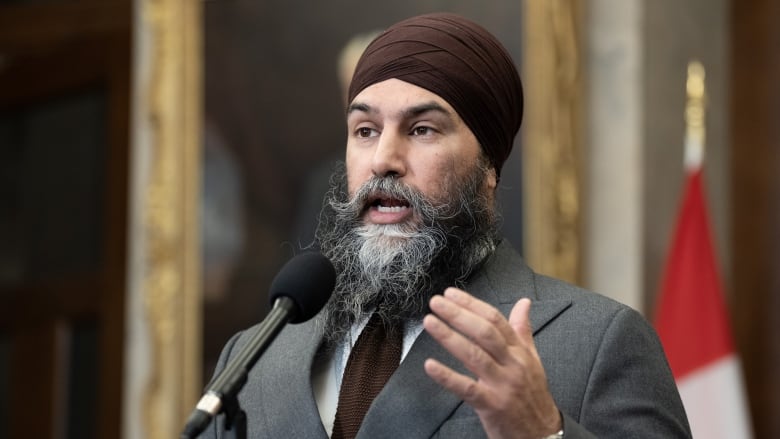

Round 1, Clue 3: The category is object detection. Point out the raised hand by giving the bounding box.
[423,288,562,439]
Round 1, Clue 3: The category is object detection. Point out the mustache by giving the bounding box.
[332,176,459,224]
[334,177,429,217]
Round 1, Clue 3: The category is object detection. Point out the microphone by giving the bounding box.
[181,252,335,438]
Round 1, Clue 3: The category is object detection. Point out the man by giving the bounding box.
[203,13,691,439]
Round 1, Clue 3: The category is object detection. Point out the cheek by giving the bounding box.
[345,148,369,196]
[415,154,455,197]
[346,176,361,198]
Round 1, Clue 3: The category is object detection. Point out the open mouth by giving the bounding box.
[368,195,411,213]
[359,188,416,225]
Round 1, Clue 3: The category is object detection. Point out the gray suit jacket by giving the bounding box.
[201,242,691,438]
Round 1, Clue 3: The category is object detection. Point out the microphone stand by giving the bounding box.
[221,393,247,439]
[181,297,296,438]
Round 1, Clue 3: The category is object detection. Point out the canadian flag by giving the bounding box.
[653,167,753,438]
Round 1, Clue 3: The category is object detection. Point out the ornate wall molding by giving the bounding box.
[136,0,202,437]
[522,0,583,284]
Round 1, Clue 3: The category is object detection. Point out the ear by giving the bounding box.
[486,166,498,190]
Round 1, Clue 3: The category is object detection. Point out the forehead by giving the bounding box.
[348,78,461,120]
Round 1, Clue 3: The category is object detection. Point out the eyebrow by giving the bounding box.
[401,102,451,119]
[347,101,453,120]
[347,102,372,116]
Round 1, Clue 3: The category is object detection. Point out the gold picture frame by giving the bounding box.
[522,0,583,284]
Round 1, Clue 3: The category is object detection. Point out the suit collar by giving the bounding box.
[476,241,572,333]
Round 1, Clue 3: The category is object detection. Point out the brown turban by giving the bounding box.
[347,13,524,177]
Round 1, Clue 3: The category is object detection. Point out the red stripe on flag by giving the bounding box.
[653,169,734,379]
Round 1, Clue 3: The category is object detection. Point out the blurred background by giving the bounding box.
[0,0,776,438]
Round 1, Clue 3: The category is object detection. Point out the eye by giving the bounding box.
[355,127,378,138]
[411,126,433,136]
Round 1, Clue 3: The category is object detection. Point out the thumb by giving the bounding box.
[509,298,533,344]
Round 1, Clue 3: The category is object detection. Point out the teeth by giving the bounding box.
[377,205,408,213]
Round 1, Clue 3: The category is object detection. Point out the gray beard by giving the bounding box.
[313,162,500,346]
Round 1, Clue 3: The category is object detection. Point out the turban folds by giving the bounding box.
[348,13,524,177]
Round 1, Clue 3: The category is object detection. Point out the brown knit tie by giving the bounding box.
[331,312,403,439]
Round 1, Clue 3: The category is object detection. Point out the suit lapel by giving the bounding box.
[247,316,329,438]
[356,242,571,438]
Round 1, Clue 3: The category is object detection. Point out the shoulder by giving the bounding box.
[475,240,652,341]
[479,240,636,314]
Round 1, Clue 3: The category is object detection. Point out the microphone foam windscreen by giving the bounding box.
[269,252,335,323]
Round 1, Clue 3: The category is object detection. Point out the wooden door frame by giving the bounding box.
[0,1,131,438]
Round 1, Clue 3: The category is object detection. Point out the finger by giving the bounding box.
[423,314,500,378]
[442,288,518,342]
[428,295,511,362]
[508,298,534,346]
[424,358,487,408]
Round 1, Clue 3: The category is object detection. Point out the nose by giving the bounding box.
[371,131,407,178]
